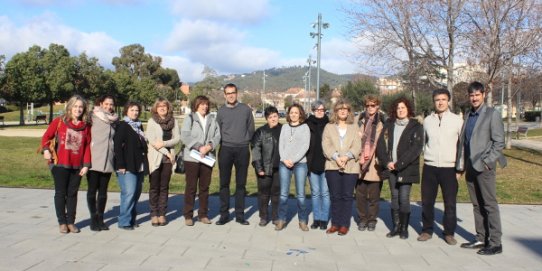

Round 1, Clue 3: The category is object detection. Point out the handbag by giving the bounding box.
[37,119,61,165]
[174,150,185,174]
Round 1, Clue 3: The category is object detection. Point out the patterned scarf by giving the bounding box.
[360,113,378,171]
[123,116,145,138]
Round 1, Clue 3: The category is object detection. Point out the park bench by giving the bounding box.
[0,116,4,125]
[35,115,47,124]
[513,126,529,139]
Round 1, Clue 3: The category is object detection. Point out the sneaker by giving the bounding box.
[199,217,211,224]
[299,222,309,231]
[367,223,376,231]
[185,218,194,226]
[444,235,457,245]
[417,232,432,241]
[259,219,268,227]
[358,223,368,231]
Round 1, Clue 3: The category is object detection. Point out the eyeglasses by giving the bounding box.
[365,104,377,108]
[225,92,237,95]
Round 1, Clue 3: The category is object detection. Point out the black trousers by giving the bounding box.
[257,169,280,221]
[52,167,82,225]
[218,145,250,219]
[149,162,173,217]
[326,171,357,228]
[388,173,412,213]
[86,170,112,216]
[421,164,458,236]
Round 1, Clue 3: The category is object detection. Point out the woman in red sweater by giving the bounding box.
[41,95,91,234]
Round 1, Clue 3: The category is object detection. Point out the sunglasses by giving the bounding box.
[365,104,377,108]
[225,92,237,95]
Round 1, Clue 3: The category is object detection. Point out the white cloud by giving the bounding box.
[0,14,121,69]
[160,55,205,83]
[164,19,281,75]
[170,0,271,23]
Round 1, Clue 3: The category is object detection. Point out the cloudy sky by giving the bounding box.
[0,0,361,82]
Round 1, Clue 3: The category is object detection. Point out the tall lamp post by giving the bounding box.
[307,55,315,105]
[310,13,329,101]
[262,70,267,112]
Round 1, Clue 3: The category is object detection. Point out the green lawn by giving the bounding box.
[0,135,541,204]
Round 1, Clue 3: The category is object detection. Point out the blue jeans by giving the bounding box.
[117,171,143,227]
[278,162,308,223]
[309,171,330,222]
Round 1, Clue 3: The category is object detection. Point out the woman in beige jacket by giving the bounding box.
[322,100,361,236]
[145,97,180,226]
[356,95,385,232]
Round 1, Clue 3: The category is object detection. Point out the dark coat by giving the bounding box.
[376,118,423,183]
[251,123,282,176]
[114,121,148,174]
[306,114,329,173]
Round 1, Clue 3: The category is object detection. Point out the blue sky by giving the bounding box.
[0,0,360,82]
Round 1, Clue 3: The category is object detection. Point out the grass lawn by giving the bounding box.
[0,135,540,204]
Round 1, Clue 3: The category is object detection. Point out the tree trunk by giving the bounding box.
[19,101,25,126]
[506,75,513,150]
[49,102,54,123]
[487,82,493,107]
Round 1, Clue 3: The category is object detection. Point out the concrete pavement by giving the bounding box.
[0,187,541,271]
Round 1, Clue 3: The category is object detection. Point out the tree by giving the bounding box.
[74,53,116,101]
[42,43,75,122]
[464,0,542,106]
[3,46,47,125]
[341,79,378,111]
[284,96,294,109]
[191,66,222,106]
[112,44,162,106]
[346,0,428,109]
[319,83,331,101]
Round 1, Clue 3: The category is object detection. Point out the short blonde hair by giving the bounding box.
[329,99,354,124]
[63,95,89,123]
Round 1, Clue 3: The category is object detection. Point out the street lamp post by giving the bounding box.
[262,70,267,112]
[310,13,329,101]
[307,55,315,105]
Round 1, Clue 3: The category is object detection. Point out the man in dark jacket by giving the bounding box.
[251,106,282,227]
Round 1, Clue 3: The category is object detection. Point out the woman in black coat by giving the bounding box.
[376,97,423,239]
[114,101,148,230]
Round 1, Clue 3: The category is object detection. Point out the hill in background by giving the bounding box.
[213,66,373,91]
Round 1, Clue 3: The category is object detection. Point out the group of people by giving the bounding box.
[41,81,506,256]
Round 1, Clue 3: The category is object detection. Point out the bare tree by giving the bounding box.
[345,0,425,108]
[464,0,542,107]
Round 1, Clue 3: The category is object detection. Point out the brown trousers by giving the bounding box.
[184,161,213,219]
[149,162,173,217]
[356,179,382,225]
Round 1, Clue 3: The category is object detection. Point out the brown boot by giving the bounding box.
[59,224,68,234]
[67,224,80,233]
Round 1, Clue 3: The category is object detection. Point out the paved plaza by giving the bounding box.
[0,187,540,271]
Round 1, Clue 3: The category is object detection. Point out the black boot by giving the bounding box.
[386,209,400,238]
[97,214,109,231]
[97,194,109,230]
[87,195,100,231]
[89,214,100,231]
[310,220,320,229]
[399,212,410,239]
